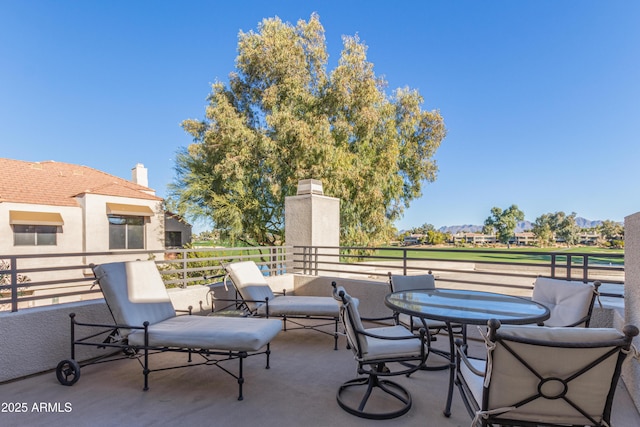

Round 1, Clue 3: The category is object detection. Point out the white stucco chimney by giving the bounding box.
[131,163,148,187]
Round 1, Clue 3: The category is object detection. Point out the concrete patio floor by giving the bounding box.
[2,322,639,427]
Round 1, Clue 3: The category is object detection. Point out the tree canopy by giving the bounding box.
[483,204,525,245]
[170,14,446,246]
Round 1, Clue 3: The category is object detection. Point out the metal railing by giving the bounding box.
[0,246,290,312]
[293,245,625,295]
[1,245,624,312]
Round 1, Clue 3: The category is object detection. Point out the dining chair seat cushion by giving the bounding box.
[128,315,282,351]
[255,295,344,317]
[361,325,426,361]
[532,278,595,327]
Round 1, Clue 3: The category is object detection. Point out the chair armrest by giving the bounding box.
[455,338,485,377]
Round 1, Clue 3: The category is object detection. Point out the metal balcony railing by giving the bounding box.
[0,246,290,312]
[292,245,624,295]
[1,245,624,312]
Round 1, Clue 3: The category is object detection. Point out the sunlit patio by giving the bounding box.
[3,319,639,427]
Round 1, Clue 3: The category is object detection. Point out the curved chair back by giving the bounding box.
[388,272,435,292]
[532,277,600,327]
[333,285,368,356]
[225,261,275,312]
[92,260,176,335]
[457,319,638,427]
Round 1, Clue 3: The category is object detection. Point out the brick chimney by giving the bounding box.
[131,163,148,187]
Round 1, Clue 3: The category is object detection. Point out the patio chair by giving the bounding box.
[388,272,462,369]
[455,318,638,427]
[55,260,282,400]
[332,282,429,420]
[532,277,601,327]
[220,260,351,350]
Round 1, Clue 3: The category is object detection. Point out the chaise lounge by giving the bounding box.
[55,260,282,400]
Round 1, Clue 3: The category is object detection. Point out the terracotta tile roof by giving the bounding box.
[0,158,162,207]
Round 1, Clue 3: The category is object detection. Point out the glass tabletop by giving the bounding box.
[385,288,550,325]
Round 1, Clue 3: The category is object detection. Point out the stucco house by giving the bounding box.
[0,158,190,304]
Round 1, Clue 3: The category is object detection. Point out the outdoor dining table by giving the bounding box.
[385,288,550,417]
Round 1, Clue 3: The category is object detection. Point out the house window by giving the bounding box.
[108,215,145,249]
[165,231,182,248]
[13,225,58,246]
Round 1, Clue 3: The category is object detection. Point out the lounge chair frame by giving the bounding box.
[55,261,280,400]
[212,261,342,349]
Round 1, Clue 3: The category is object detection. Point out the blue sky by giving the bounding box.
[2,1,638,233]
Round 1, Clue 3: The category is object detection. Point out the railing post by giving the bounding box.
[403,248,408,276]
[550,253,556,278]
[582,254,589,283]
[10,257,18,312]
[313,246,318,276]
[181,250,187,288]
[567,255,572,280]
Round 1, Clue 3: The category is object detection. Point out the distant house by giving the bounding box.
[0,159,190,305]
[165,211,192,248]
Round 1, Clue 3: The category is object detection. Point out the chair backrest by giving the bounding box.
[483,320,637,426]
[92,260,176,334]
[332,284,368,356]
[225,261,275,311]
[532,277,599,327]
[388,272,436,293]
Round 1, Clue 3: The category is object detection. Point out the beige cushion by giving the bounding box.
[93,261,176,336]
[459,357,486,405]
[363,325,425,361]
[389,274,435,292]
[341,292,368,354]
[225,261,275,311]
[256,295,340,317]
[484,325,624,425]
[532,277,595,327]
[128,315,281,351]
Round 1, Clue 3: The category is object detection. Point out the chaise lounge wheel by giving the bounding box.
[336,376,412,420]
[56,359,81,386]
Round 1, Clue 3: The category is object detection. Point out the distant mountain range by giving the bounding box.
[437,217,604,234]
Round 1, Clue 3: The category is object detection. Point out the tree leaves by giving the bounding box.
[169,14,445,246]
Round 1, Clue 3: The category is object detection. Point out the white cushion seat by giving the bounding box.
[362,325,426,361]
[256,295,341,317]
[128,315,282,351]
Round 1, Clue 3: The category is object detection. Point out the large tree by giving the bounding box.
[531,213,554,247]
[483,205,525,245]
[170,14,446,246]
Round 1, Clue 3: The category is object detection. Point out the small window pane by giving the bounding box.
[14,225,36,246]
[36,226,57,245]
[127,222,144,249]
[109,220,127,249]
[165,231,182,247]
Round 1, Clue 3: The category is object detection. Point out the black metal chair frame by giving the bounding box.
[455,319,639,427]
[387,271,463,370]
[55,267,274,401]
[211,268,341,350]
[332,282,429,420]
